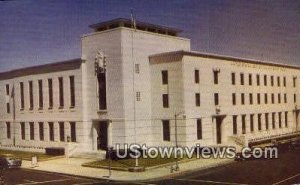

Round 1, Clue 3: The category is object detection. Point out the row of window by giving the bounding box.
[232,93,296,105]
[5,121,76,142]
[5,76,75,114]
[232,112,289,135]
[162,119,202,141]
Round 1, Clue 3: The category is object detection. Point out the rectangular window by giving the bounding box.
[256,74,260,86]
[285,112,288,127]
[59,122,65,142]
[195,70,200,84]
[38,80,43,109]
[241,93,245,105]
[283,77,286,87]
[6,84,9,95]
[258,114,262,131]
[264,75,267,86]
[97,73,107,110]
[278,112,282,128]
[214,93,219,106]
[257,93,261,104]
[294,94,297,103]
[29,122,34,140]
[213,71,219,84]
[278,94,281,104]
[136,92,141,101]
[293,77,297,87]
[271,76,274,86]
[6,122,11,139]
[195,93,200,106]
[49,122,54,141]
[29,81,33,110]
[284,94,287,103]
[250,114,254,132]
[197,119,202,140]
[135,64,140,74]
[48,79,53,109]
[249,74,252,86]
[249,93,253,105]
[265,113,269,130]
[231,73,236,85]
[70,76,75,107]
[233,116,237,135]
[162,120,170,141]
[272,112,276,129]
[20,82,24,110]
[240,73,244,85]
[70,122,76,142]
[21,122,25,140]
[277,76,280,87]
[162,70,168,85]
[232,93,236,105]
[59,77,64,108]
[271,94,275,104]
[39,122,44,141]
[242,115,246,134]
[264,93,268,104]
[162,94,169,108]
[6,103,10,114]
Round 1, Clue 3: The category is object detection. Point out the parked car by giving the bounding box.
[0,154,22,169]
[289,139,300,151]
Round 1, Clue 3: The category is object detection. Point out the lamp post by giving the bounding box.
[172,111,185,172]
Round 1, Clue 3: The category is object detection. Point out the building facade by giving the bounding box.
[0,18,299,155]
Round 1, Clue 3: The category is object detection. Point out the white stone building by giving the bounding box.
[0,18,299,155]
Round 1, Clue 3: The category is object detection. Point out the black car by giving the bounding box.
[289,140,300,150]
[0,154,22,169]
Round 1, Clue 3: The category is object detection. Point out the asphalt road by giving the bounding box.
[1,150,300,185]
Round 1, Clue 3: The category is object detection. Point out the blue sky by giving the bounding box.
[0,0,299,72]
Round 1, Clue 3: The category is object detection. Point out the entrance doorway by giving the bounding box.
[296,111,300,131]
[97,121,108,150]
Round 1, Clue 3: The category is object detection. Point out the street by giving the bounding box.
[1,150,299,185]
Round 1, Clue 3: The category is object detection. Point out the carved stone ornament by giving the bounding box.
[95,50,107,74]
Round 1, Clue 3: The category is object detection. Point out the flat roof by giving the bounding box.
[149,50,300,70]
[0,58,82,80]
[89,18,182,36]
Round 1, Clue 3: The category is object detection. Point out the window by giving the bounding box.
[59,77,64,108]
[29,122,34,140]
[241,93,245,105]
[285,112,288,127]
[135,64,140,74]
[240,73,244,85]
[249,74,252,85]
[48,79,53,109]
[271,94,275,104]
[231,73,236,85]
[20,82,24,110]
[272,112,276,129]
[70,76,75,107]
[6,84,9,95]
[277,76,280,87]
[283,77,286,87]
[249,93,253,105]
[162,120,170,141]
[162,94,169,108]
[258,114,262,131]
[70,122,76,142]
[257,93,261,104]
[278,112,282,128]
[213,70,219,84]
[233,116,237,135]
[59,122,65,142]
[232,93,236,105]
[250,114,254,132]
[256,74,260,86]
[214,93,219,106]
[6,103,10,114]
[39,122,44,141]
[265,113,269,130]
[195,93,200,106]
[271,76,274,86]
[242,115,246,134]
[49,122,54,141]
[136,92,141,101]
[197,119,202,140]
[29,81,33,110]
[278,94,281,104]
[20,122,25,140]
[294,94,297,103]
[97,72,107,110]
[264,93,268,104]
[195,70,200,84]
[293,77,297,87]
[284,94,287,103]
[264,75,267,86]
[38,80,43,109]
[6,122,11,139]
[162,70,168,85]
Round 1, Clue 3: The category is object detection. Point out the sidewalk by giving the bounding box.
[22,157,233,182]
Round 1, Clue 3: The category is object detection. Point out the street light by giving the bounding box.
[172,111,185,172]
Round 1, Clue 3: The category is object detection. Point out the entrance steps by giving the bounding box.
[71,150,106,160]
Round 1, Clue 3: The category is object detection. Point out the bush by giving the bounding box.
[45,147,65,156]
